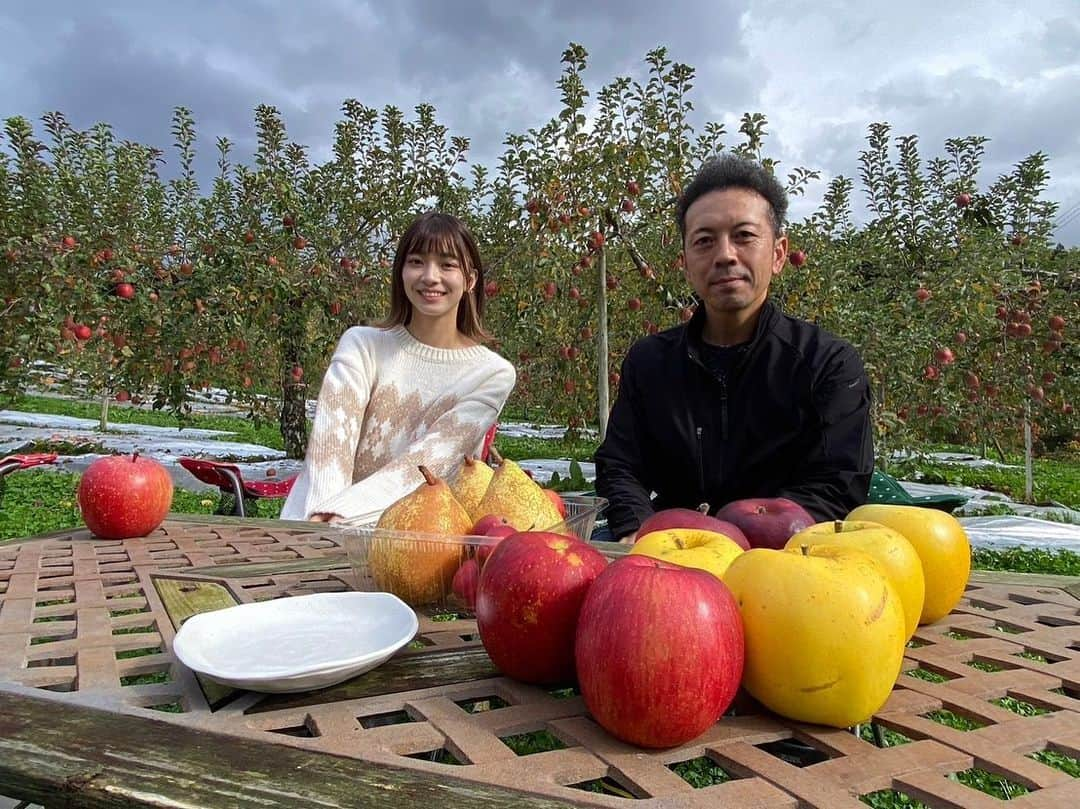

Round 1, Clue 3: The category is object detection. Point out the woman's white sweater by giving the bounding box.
[280,325,515,524]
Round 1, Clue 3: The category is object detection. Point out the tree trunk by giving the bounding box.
[280,379,308,459]
[597,244,609,443]
[99,392,110,432]
[280,323,308,460]
[1023,407,1034,504]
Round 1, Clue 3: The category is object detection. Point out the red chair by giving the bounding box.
[480,422,498,463]
[179,458,296,518]
[0,453,58,507]
[179,422,497,518]
[0,453,59,477]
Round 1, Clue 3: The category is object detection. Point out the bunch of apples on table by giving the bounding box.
[468,492,971,751]
[366,448,568,608]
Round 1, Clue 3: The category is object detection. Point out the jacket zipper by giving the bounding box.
[696,426,706,497]
[720,380,729,441]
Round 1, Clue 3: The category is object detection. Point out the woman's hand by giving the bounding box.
[310,513,343,524]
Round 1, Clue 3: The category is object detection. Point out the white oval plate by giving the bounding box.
[173,591,418,693]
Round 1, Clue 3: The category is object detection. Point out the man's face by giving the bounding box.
[682,188,787,320]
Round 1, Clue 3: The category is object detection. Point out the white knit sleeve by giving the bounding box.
[278,329,375,521]
[312,360,516,524]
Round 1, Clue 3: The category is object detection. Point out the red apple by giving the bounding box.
[954,331,967,345]
[934,347,955,365]
[73,324,92,341]
[484,281,499,298]
[714,497,814,550]
[475,532,607,684]
[114,282,135,299]
[788,250,807,267]
[955,193,972,207]
[472,515,516,566]
[589,231,605,250]
[638,507,750,550]
[575,555,744,748]
[915,287,931,303]
[1049,314,1066,332]
[626,180,641,197]
[620,198,636,213]
[452,558,480,610]
[77,452,174,539]
[524,198,541,214]
[628,297,642,311]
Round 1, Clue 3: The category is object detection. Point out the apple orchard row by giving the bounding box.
[0,49,1073,458]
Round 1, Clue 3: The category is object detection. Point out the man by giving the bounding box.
[595,154,874,542]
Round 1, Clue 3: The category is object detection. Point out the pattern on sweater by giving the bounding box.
[357,386,462,477]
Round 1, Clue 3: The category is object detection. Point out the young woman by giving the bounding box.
[280,212,516,525]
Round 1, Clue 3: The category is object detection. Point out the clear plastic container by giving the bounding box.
[340,495,607,611]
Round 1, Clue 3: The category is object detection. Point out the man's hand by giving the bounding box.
[310,513,343,524]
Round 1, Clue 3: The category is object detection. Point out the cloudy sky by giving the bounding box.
[2,1,1078,242]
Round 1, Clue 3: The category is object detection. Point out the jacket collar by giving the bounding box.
[684,299,777,358]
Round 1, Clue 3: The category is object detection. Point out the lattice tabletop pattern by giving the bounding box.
[2,517,1079,808]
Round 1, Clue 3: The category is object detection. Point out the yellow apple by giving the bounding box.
[848,504,970,625]
[787,519,925,640]
[629,528,745,581]
[723,544,906,728]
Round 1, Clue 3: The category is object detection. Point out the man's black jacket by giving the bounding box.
[595,301,874,538]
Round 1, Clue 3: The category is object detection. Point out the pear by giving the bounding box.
[369,466,473,605]
[473,448,563,531]
[450,455,494,521]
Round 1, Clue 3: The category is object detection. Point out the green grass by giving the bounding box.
[860,789,927,808]
[891,452,1079,509]
[493,433,598,465]
[0,470,280,541]
[991,696,1050,716]
[668,756,732,788]
[922,708,983,731]
[500,729,567,756]
[948,767,1029,800]
[972,546,1080,576]
[1030,748,1080,777]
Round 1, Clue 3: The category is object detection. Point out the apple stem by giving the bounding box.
[463,455,474,467]
[697,502,710,514]
[418,465,438,487]
[131,451,140,463]
[834,519,844,533]
[488,446,504,466]
[800,544,809,557]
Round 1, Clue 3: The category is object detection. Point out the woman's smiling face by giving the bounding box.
[401,249,471,326]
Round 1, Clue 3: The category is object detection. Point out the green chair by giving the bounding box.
[867,468,969,513]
